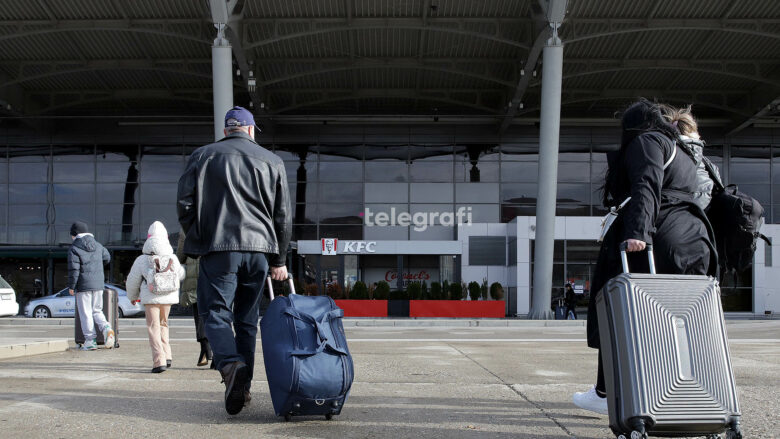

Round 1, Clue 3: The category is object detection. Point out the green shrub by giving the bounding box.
[450,282,464,300]
[421,281,429,299]
[442,280,450,300]
[351,281,369,299]
[430,282,442,300]
[389,288,408,300]
[406,281,422,300]
[374,281,390,300]
[468,281,481,301]
[480,279,489,300]
[489,282,504,300]
[326,282,344,300]
[304,284,318,296]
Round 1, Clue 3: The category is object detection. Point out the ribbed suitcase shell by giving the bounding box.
[596,273,741,438]
[75,288,119,348]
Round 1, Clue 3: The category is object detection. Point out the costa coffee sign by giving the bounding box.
[384,270,432,282]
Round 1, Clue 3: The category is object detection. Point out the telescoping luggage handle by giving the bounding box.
[619,242,657,275]
[266,273,296,301]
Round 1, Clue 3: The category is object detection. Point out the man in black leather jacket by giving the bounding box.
[177,106,291,415]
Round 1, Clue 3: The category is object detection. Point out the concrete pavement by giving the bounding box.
[0,320,778,438]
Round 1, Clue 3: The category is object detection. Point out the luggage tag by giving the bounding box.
[598,197,631,242]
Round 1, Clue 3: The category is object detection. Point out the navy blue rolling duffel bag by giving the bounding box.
[260,275,354,422]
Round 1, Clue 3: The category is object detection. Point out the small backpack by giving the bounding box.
[677,139,771,273]
[147,256,179,295]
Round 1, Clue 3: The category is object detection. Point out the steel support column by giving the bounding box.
[211,23,233,141]
[529,23,564,320]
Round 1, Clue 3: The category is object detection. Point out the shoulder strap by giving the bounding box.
[164,258,173,272]
[674,138,725,191]
[662,144,677,170]
[701,156,725,191]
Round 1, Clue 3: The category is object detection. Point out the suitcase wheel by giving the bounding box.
[325,414,333,421]
[726,428,743,439]
[284,414,292,422]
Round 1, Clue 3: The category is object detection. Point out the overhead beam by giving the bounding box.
[220,1,274,132]
[274,89,496,114]
[244,21,531,51]
[0,60,214,88]
[260,60,515,88]
[513,89,752,118]
[529,61,780,89]
[727,96,780,135]
[565,18,780,44]
[0,20,210,44]
[498,28,549,134]
[36,89,213,114]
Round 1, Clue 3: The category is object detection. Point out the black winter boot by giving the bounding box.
[219,361,249,415]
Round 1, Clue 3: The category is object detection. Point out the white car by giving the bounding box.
[0,275,19,317]
[23,284,144,318]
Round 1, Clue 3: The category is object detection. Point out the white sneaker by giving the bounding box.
[103,324,115,349]
[573,386,608,415]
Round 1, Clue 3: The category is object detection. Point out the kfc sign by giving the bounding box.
[343,241,376,253]
[321,238,337,255]
[321,239,377,255]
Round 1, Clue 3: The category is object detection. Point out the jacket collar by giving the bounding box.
[220,131,258,145]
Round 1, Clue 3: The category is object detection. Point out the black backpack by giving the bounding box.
[677,140,771,273]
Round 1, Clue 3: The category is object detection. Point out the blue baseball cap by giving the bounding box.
[224,106,255,128]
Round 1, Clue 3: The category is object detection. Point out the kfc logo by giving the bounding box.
[321,238,338,255]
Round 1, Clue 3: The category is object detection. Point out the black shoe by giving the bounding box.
[198,340,213,367]
[151,366,166,373]
[166,360,172,368]
[220,361,249,415]
[210,360,217,370]
[198,350,209,367]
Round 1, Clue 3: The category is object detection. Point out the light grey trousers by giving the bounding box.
[76,290,109,342]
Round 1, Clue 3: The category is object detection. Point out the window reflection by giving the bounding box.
[319,162,362,181]
[365,161,408,182]
[55,204,94,226]
[54,184,95,204]
[10,184,48,204]
[501,184,537,204]
[410,161,453,182]
[501,162,538,182]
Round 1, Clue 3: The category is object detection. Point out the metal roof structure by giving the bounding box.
[0,0,778,133]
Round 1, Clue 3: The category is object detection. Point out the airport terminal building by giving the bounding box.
[0,0,778,316]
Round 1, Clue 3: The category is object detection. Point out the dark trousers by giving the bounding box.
[192,303,207,342]
[565,305,577,319]
[596,350,606,396]
[197,251,268,388]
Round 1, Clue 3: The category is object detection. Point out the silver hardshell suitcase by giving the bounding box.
[596,244,741,439]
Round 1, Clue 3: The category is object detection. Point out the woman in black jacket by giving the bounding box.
[572,99,717,415]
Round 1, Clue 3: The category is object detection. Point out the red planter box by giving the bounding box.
[335,300,388,317]
[410,300,505,318]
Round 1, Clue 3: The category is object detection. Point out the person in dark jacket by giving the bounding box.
[564,283,577,319]
[67,221,114,351]
[177,106,292,416]
[175,231,212,368]
[573,99,717,415]
[659,104,721,211]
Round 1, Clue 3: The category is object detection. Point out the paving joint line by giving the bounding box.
[446,343,576,438]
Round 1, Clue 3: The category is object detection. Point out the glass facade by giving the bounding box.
[0,127,776,310]
[0,136,778,246]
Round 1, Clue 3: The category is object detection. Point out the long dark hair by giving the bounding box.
[602,98,679,207]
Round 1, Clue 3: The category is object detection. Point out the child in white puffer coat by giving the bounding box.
[126,221,185,373]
